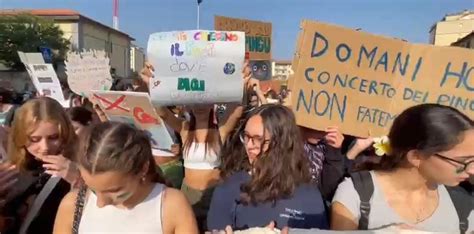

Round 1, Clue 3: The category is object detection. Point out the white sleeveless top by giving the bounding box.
[183,142,220,170]
[79,184,165,234]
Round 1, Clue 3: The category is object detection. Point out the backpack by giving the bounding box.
[351,171,471,233]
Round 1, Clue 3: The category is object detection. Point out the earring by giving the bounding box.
[141,175,146,183]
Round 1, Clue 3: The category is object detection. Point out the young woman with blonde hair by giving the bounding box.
[2,97,79,234]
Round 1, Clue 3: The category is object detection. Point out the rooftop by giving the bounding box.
[451,31,474,46]
[0,9,134,40]
[273,60,292,65]
[429,9,474,33]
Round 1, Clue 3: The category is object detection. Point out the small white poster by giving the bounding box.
[25,64,65,103]
[65,50,113,97]
[147,30,245,106]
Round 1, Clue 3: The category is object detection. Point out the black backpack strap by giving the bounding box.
[446,186,472,234]
[72,185,88,234]
[350,171,374,230]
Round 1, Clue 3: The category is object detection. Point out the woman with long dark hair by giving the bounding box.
[150,61,262,230]
[207,104,328,230]
[331,104,474,232]
[156,103,240,231]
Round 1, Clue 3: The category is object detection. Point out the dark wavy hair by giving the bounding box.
[359,104,473,171]
[182,108,221,157]
[68,106,93,126]
[225,104,311,205]
[219,118,249,179]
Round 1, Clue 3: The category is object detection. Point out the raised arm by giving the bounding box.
[154,106,186,134]
[218,75,260,140]
[249,78,268,105]
[219,105,244,141]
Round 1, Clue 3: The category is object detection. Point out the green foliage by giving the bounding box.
[0,14,70,70]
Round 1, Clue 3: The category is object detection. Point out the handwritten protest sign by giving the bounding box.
[215,15,272,61]
[147,30,245,106]
[66,50,113,97]
[24,64,65,103]
[90,91,174,151]
[290,20,474,137]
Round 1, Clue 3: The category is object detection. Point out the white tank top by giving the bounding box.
[79,183,165,234]
[183,142,220,170]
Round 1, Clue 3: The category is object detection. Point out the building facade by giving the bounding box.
[130,45,145,74]
[429,10,474,46]
[451,31,474,49]
[1,9,134,78]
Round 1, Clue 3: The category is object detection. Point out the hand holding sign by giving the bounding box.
[347,137,374,159]
[140,62,155,86]
[324,126,344,149]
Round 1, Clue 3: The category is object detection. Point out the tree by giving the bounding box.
[0,14,70,70]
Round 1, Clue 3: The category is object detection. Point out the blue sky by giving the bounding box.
[2,0,472,60]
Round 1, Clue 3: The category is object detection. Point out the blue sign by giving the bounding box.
[39,47,53,63]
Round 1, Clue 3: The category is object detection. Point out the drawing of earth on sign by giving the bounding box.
[223,63,235,75]
[250,61,271,80]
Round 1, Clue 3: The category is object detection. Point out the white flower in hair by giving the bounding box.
[373,136,391,156]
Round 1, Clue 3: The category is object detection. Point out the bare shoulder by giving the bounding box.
[161,187,198,234]
[53,189,82,234]
[60,189,80,210]
[162,187,188,207]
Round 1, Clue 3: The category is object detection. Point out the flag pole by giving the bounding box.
[197,3,200,29]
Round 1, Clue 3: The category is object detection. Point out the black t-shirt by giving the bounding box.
[2,160,70,234]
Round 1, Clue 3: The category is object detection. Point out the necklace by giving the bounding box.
[409,190,439,224]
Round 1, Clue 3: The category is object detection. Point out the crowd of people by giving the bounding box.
[0,60,472,234]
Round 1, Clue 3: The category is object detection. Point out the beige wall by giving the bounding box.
[57,22,79,50]
[130,46,145,73]
[433,20,474,46]
[430,12,474,46]
[81,22,131,77]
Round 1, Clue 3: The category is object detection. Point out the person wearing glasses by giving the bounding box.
[331,104,474,232]
[207,105,328,231]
